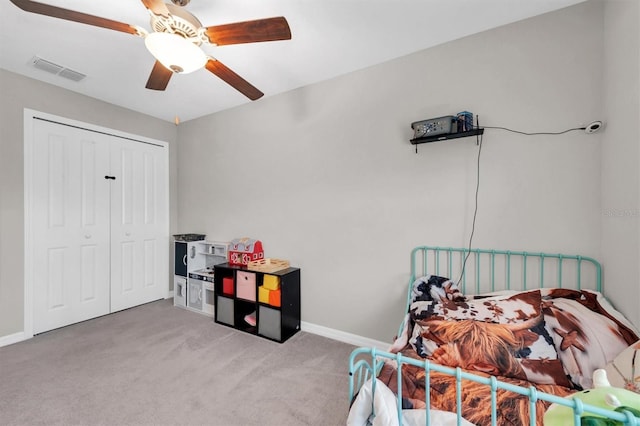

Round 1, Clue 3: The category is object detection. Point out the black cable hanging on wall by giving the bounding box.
[453,117,602,286]
[457,115,483,286]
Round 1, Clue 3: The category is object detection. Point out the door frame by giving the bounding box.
[23,108,170,338]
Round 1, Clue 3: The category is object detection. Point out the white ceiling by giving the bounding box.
[0,0,585,123]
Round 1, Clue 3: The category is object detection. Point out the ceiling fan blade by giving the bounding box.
[204,17,291,46]
[145,61,173,91]
[205,59,263,100]
[9,0,138,35]
[140,0,170,18]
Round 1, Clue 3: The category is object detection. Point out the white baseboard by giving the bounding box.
[301,321,389,351]
[0,317,388,352]
[0,331,28,348]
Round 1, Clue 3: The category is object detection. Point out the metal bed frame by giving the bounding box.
[348,246,639,426]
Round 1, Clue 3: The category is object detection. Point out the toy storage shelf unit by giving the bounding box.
[213,262,301,343]
[174,237,229,317]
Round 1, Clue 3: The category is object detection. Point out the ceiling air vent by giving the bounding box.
[58,68,86,82]
[31,56,63,74]
[30,56,86,82]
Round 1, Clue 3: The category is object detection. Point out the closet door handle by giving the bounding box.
[182,255,187,266]
[104,176,116,180]
[84,234,91,239]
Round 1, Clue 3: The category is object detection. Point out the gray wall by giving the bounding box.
[601,0,640,328]
[177,1,613,342]
[0,70,178,338]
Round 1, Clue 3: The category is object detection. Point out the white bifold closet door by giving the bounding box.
[109,140,168,313]
[30,117,168,334]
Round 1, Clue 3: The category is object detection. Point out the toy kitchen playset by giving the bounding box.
[173,234,230,317]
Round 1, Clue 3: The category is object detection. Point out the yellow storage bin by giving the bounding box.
[263,274,280,291]
[258,286,271,304]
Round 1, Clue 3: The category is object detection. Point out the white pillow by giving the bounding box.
[604,340,640,393]
[347,378,401,426]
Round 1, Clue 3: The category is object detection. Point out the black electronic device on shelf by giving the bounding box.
[410,112,483,151]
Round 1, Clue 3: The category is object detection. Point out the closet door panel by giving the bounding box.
[80,245,99,302]
[31,120,111,334]
[46,248,66,310]
[144,239,156,288]
[119,241,136,294]
[110,140,168,312]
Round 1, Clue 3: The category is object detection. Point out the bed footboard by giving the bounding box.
[348,347,640,426]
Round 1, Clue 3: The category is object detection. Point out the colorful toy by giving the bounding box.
[544,369,640,425]
[228,237,264,266]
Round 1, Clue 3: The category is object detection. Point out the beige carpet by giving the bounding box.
[0,299,356,425]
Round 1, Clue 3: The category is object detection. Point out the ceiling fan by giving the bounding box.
[9,0,292,100]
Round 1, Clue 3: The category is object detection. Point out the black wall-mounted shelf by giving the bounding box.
[410,128,484,145]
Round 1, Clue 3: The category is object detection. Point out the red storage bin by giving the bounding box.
[222,277,234,296]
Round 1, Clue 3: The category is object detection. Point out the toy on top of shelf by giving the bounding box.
[228,237,264,266]
[247,258,290,273]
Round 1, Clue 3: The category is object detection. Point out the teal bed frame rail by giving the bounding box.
[348,246,639,426]
[403,246,602,340]
[409,246,601,293]
[348,348,640,426]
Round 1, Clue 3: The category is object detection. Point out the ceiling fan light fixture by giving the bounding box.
[144,32,207,74]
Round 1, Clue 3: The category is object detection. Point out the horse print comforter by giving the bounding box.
[380,276,639,425]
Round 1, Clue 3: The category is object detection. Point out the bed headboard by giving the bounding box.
[408,246,602,309]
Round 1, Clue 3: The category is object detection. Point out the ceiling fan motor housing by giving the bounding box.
[150,3,201,40]
[171,0,191,6]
